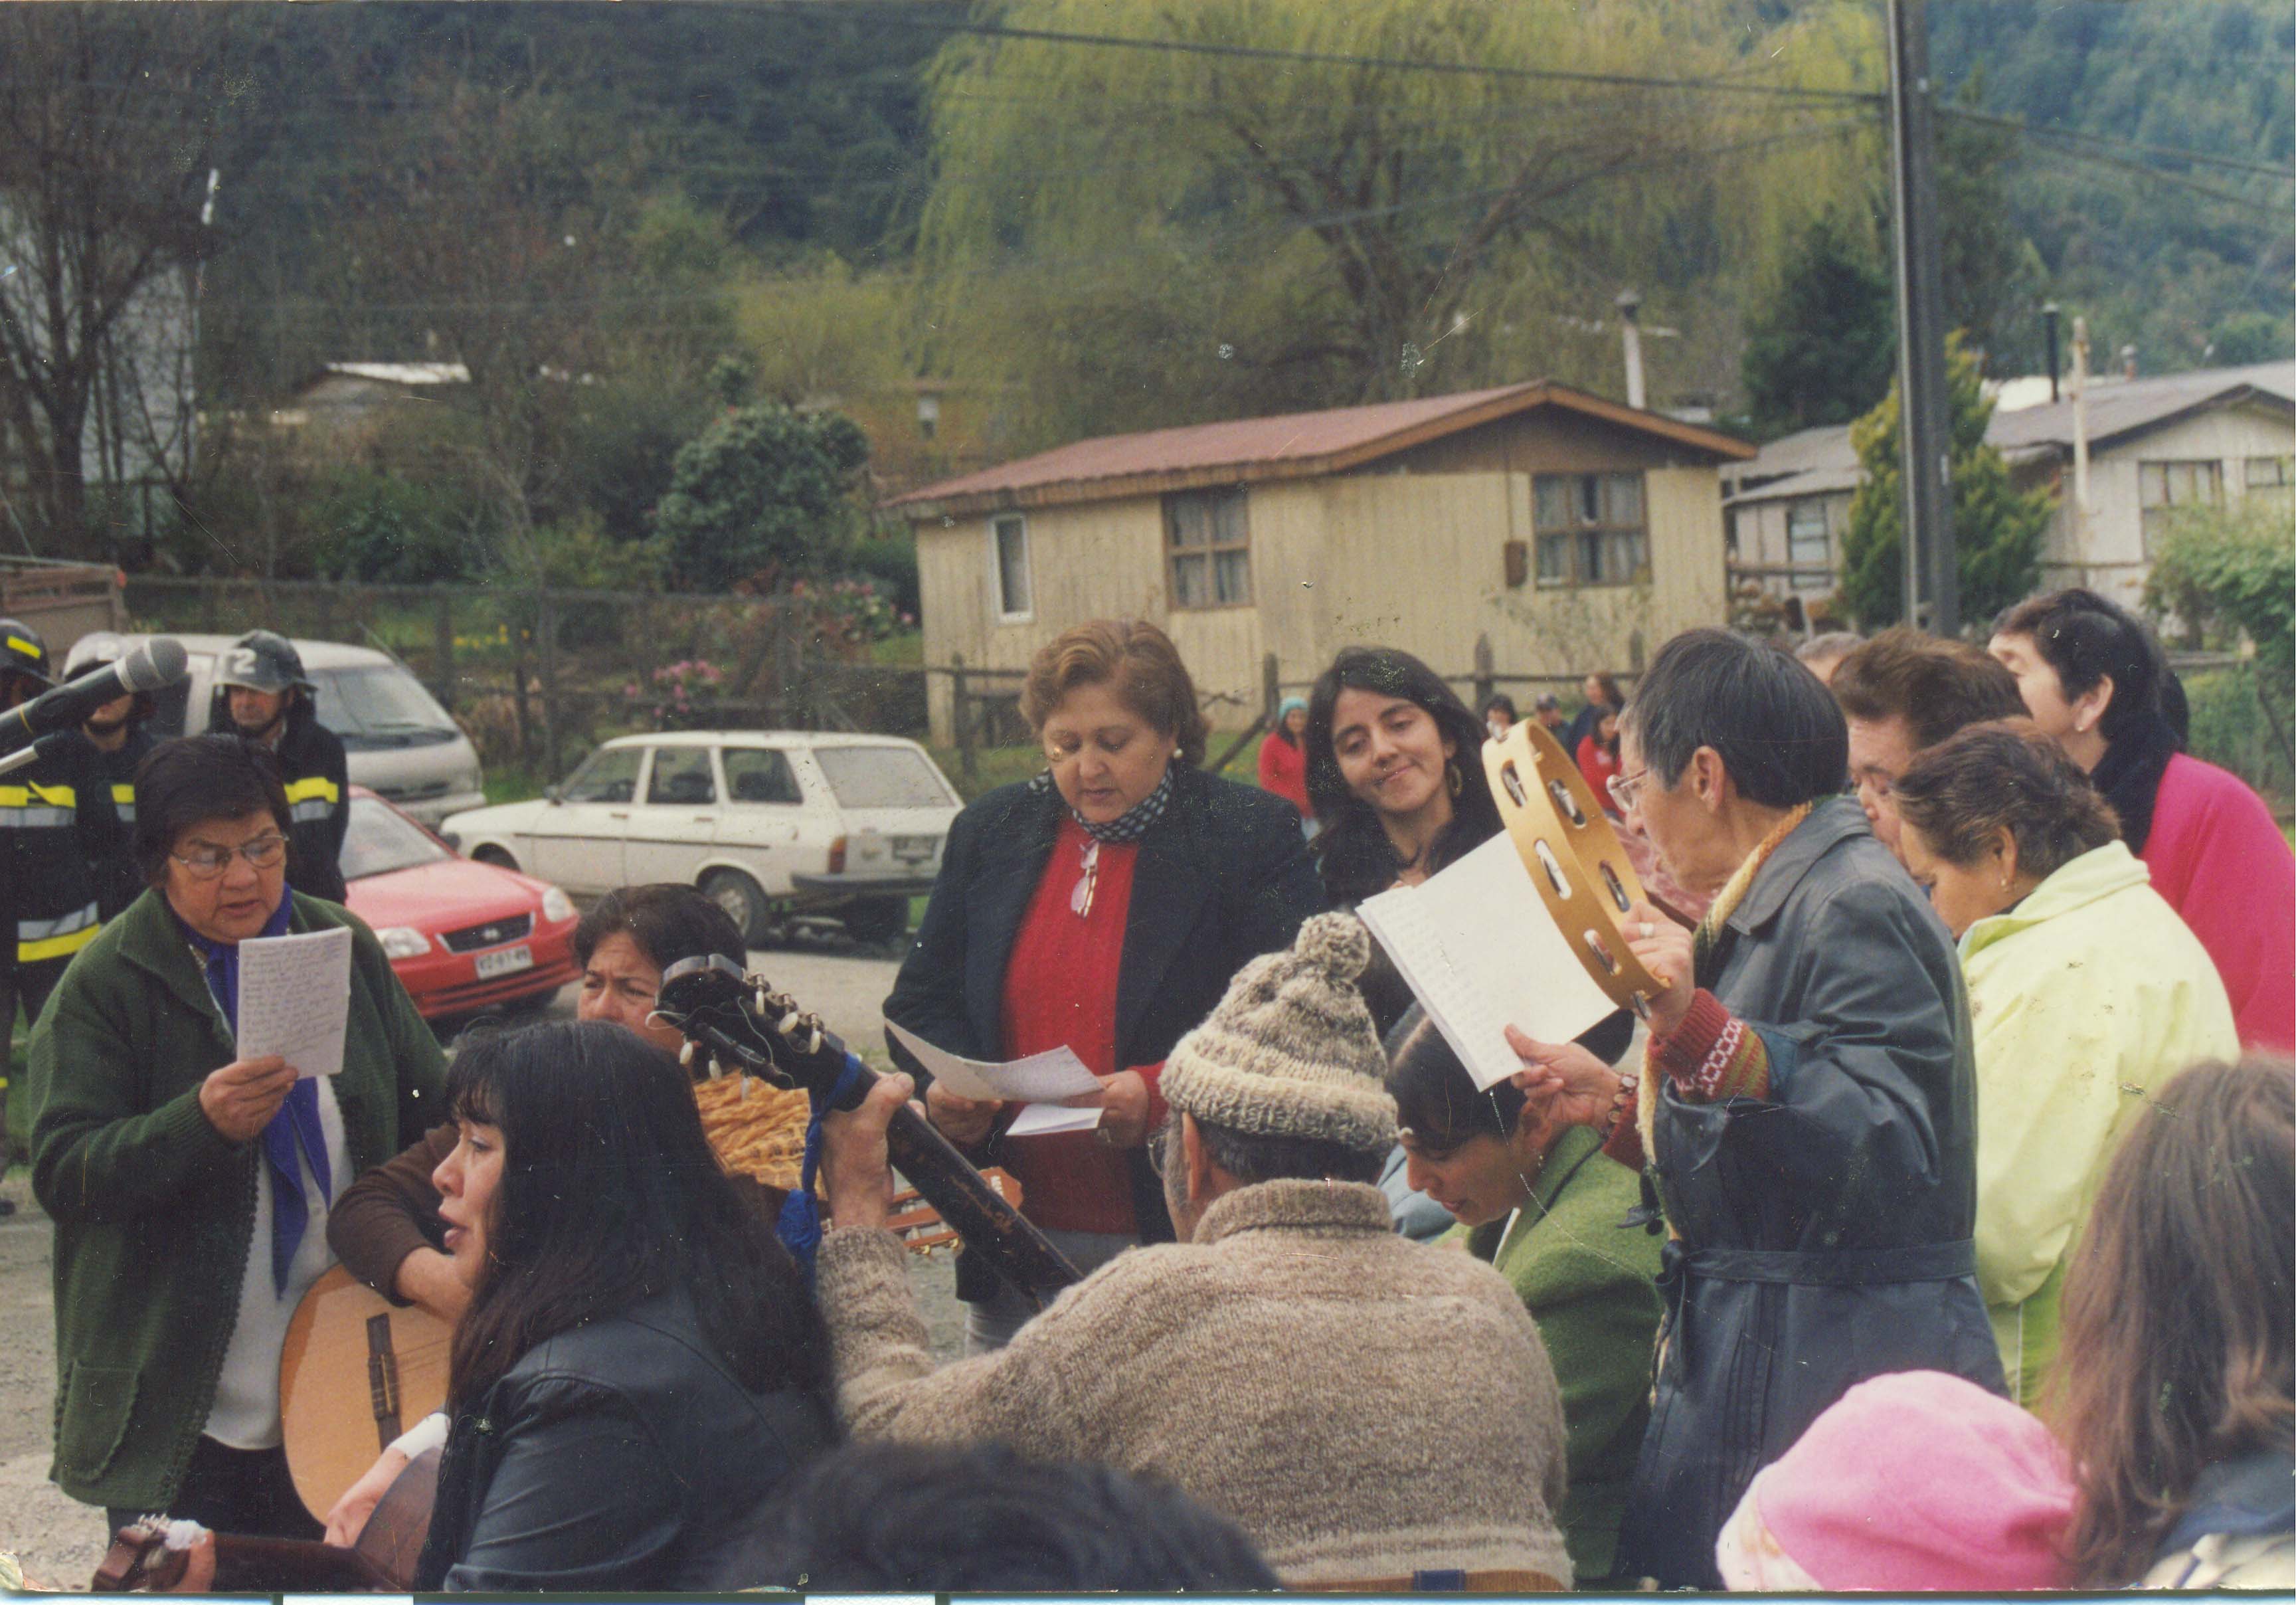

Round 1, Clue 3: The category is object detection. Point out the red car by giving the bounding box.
[341,787,581,1021]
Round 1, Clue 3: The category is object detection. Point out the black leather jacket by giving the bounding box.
[414,1291,837,1591]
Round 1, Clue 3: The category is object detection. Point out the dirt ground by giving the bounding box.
[0,944,968,1588]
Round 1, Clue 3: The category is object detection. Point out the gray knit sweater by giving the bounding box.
[816,1178,1575,1585]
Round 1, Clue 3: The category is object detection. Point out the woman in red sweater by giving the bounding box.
[883,620,1322,1352]
[1990,589,2294,1052]
[1577,707,1624,810]
[1257,695,1313,829]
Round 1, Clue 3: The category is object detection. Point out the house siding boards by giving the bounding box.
[2032,399,2295,610]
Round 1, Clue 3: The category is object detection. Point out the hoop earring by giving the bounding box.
[1447,764,1464,798]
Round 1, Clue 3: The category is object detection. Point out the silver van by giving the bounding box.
[133,633,486,826]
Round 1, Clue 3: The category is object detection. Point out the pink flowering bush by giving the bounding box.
[793,577,903,646]
[627,658,727,729]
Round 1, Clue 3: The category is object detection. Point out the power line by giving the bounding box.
[2014,136,2290,219]
[1938,104,2294,182]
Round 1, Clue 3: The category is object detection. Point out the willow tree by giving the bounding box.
[914,0,1882,450]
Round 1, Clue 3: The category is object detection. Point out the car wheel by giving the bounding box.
[701,868,771,948]
[841,896,907,946]
[472,845,519,872]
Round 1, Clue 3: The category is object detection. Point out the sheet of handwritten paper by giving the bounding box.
[883,1020,1106,1137]
[235,925,354,1079]
[1358,832,1618,1090]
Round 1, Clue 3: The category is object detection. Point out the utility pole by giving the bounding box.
[1886,0,1957,634]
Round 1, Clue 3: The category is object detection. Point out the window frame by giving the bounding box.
[2139,458,2228,557]
[1163,487,1254,611]
[642,744,719,807]
[990,514,1033,624]
[721,745,805,807]
[1785,498,1832,595]
[1531,470,1651,590]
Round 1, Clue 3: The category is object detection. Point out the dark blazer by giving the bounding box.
[883,762,1324,1279]
[1623,796,2005,1588]
[415,1290,836,1592]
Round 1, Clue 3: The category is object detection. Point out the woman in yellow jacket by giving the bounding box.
[1893,721,2238,1404]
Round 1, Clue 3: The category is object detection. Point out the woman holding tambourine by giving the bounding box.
[1501,629,2002,1592]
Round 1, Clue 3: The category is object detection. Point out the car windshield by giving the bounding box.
[814,745,951,809]
[310,666,460,746]
[340,796,452,881]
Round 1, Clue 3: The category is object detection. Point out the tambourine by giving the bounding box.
[1482,719,1664,1016]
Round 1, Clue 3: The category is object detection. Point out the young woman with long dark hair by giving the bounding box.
[329,1020,838,1590]
[1304,646,1502,907]
[2049,1055,2292,1588]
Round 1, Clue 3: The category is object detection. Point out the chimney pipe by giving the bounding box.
[2121,344,2138,381]
[1615,288,1646,411]
[2042,302,2060,403]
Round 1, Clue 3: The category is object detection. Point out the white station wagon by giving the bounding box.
[439,731,961,945]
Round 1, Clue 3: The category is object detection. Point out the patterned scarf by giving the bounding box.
[1028,766,1176,844]
[1634,802,1813,1169]
[179,885,333,1296]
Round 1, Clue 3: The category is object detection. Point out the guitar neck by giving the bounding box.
[683,1012,1081,1299]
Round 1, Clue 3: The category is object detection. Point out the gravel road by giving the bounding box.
[0,943,968,1587]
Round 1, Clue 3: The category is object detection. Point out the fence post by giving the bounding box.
[536,591,563,782]
[432,590,455,711]
[951,653,976,786]
[1472,633,1495,713]
[1261,652,1280,726]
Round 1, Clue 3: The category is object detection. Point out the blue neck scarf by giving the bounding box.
[181,886,332,1297]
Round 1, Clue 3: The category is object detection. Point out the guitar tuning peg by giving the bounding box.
[679,1040,695,1068]
[739,1074,751,1101]
[756,984,768,1014]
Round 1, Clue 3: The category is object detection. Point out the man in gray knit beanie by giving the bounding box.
[816,913,1573,1588]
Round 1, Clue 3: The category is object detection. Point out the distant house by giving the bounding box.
[1724,361,2296,617]
[886,381,1753,741]
[270,361,472,444]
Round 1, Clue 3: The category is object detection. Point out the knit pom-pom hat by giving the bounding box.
[1159,912,1397,1157]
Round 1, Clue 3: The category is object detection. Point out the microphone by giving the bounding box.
[0,636,189,757]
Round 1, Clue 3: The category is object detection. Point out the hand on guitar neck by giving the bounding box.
[821,1072,915,1231]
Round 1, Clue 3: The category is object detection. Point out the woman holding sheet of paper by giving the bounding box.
[1504,629,2003,1590]
[22,733,444,1539]
[885,620,1320,1353]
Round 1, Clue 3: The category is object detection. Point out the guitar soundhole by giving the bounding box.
[1583,929,1621,975]
[1498,761,1528,807]
[1548,779,1586,828]
[1533,840,1571,898]
[1601,861,1631,912]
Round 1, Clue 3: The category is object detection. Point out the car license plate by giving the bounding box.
[892,835,938,864]
[474,945,533,980]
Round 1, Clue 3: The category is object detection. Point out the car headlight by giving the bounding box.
[541,886,575,924]
[378,926,432,961]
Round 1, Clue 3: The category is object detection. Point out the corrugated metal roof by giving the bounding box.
[321,361,471,387]
[887,379,1753,518]
[1725,361,2295,508]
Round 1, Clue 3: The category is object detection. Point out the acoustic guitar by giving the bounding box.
[276,1172,1019,1521]
[92,1446,438,1593]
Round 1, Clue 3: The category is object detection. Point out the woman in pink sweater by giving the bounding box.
[1991,589,2293,1052]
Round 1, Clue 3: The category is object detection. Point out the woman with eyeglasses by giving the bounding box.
[21,733,446,1541]
[327,884,767,1327]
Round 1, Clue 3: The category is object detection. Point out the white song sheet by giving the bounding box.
[883,1020,1105,1137]
[1357,831,1619,1091]
[234,925,354,1079]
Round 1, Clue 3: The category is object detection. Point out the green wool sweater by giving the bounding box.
[23,888,444,1511]
[1464,1125,1664,1584]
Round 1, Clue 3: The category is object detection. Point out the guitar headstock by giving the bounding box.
[92,1516,199,1592]
[654,955,796,1089]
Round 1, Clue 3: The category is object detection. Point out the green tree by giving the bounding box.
[2145,500,2295,789]
[651,403,871,591]
[1838,334,2052,629]
[1741,208,1896,439]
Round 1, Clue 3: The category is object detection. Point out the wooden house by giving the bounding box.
[886,381,1753,741]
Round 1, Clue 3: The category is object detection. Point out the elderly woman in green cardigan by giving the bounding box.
[1390,1013,1663,1588]
[22,734,442,1539]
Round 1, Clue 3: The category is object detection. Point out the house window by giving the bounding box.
[1532,471,1648,588]
[2139,459,2225,554]
[1166,488,1251,608]
[1787,499,1832,594]
[2245,455,2294,510]
[992,514,1032,621]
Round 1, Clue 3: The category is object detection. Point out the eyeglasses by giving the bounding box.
[171,834,288,879]
[1607,769,1651,815]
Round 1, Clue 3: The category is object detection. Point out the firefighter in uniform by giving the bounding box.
[0,620,114,1212]
[60,630,161,922]
[208,630,349,903]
